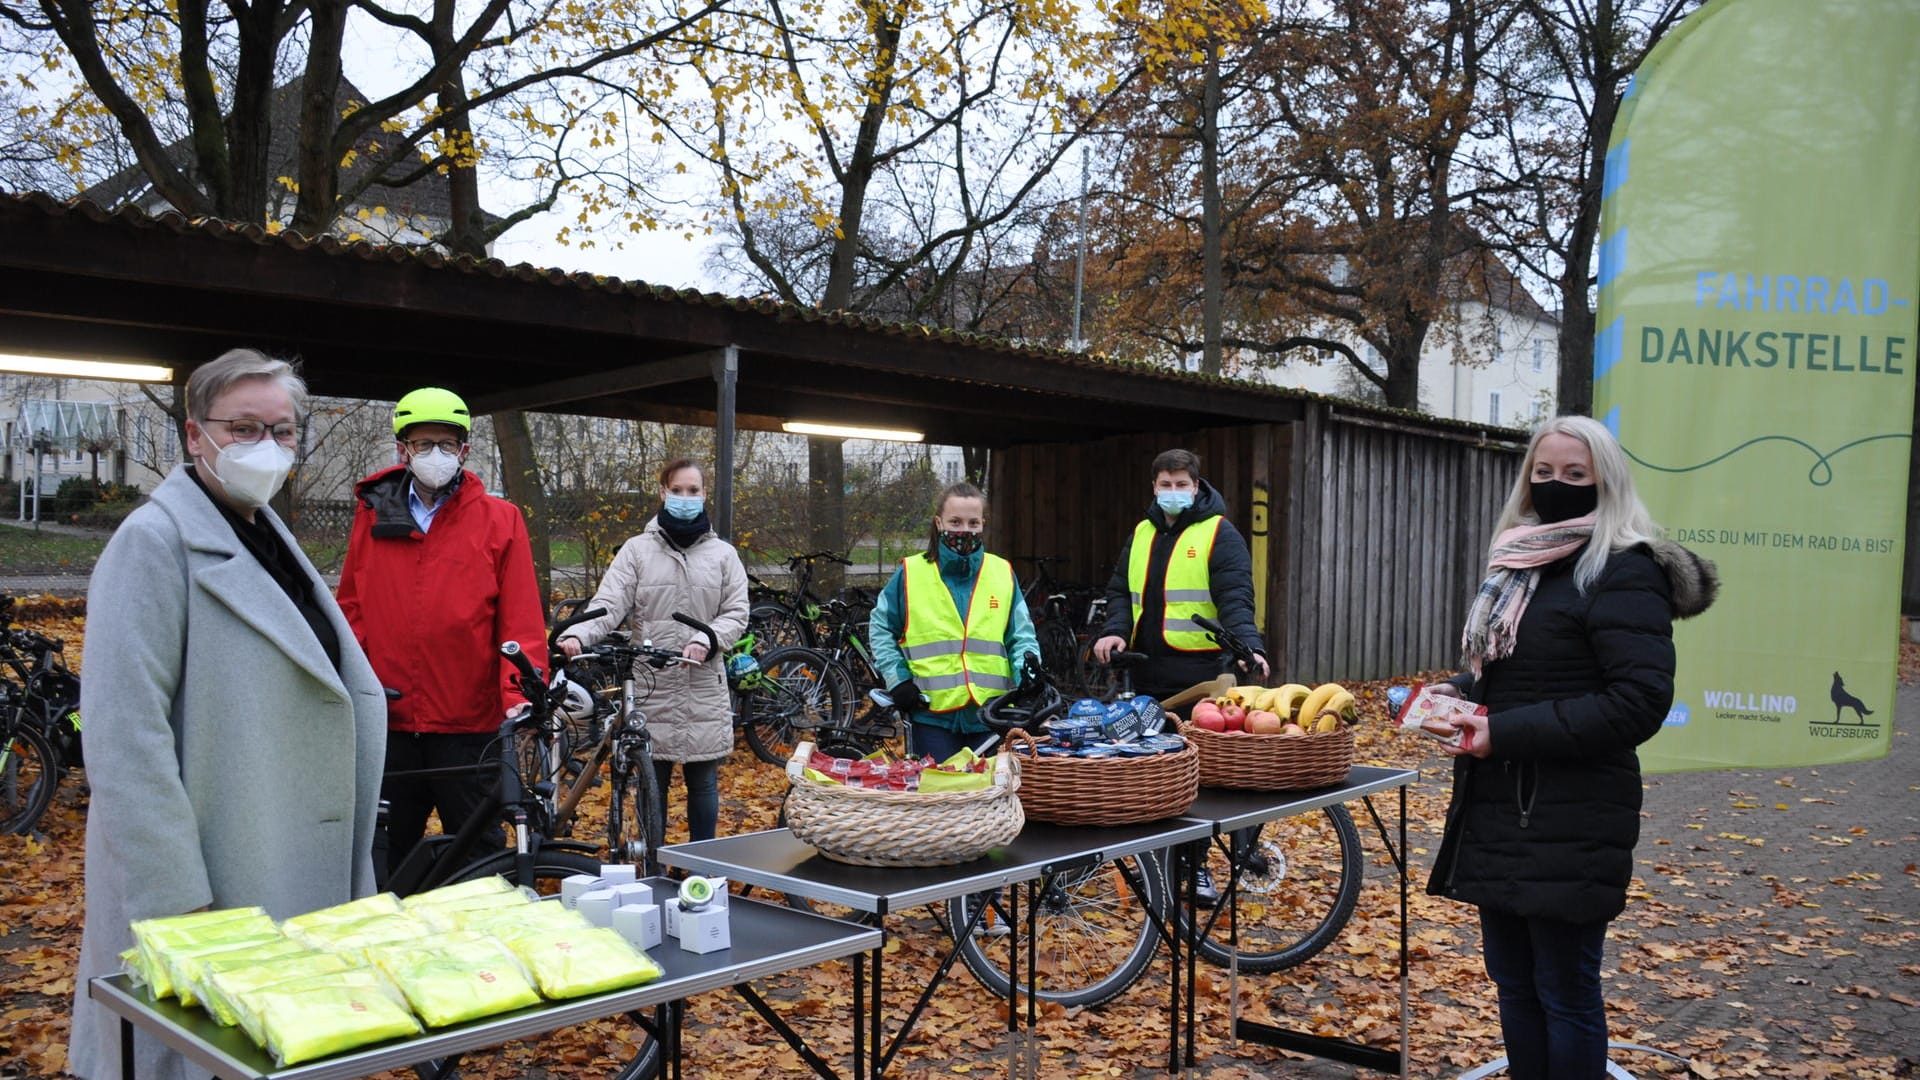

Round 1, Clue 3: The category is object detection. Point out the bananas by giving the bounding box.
[1218,685,1267,707]
[1295,683,1358,731]
[1255,683,1311,716]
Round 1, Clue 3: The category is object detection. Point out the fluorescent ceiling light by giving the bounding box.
[0,353,175,383]
[782,421,924,443]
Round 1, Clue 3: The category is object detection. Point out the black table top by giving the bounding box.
[90,880,881,1080]
[660,816,1216,914]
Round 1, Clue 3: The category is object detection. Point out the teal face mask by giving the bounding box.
[664,494,704,520]
[1155,491,1194,516]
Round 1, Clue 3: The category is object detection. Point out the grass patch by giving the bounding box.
[0,525,108,573]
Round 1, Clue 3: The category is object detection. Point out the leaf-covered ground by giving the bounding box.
[2,599,1914,1079]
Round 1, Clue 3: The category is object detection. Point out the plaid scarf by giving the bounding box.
[1460,516,1596,676]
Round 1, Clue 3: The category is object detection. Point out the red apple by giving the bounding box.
[1246,710,1284,734]
[1193,709,1227,732]
[1220,703,1247,731]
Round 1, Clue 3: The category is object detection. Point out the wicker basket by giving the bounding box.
[1177,722,1355,791]
[781,743,1025,867]
[1003,730,1200,826]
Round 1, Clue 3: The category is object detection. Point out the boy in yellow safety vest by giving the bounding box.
[868,481,1042,764]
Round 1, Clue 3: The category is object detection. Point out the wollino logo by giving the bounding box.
[1808,670,1882,740]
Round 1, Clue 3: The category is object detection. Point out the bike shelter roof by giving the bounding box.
[0,192,1324,448]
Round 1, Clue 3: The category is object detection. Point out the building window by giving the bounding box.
[946,460,959,482]
[1532,339,1547,373]
[1488,390,1503,427]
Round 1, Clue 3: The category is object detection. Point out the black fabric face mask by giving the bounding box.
[941,531,982,556]
[1530,480,1599,524]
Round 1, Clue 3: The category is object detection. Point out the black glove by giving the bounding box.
[889,680,928,713]
[1020,652,1044,685]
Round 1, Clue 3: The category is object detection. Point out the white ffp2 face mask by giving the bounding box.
[408,447,462,490]
[206,438,295,509]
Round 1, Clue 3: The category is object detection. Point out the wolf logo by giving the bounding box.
[1830,672,1874,724]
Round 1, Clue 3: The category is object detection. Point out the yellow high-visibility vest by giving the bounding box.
[1127,516,1223,652]
[899,553,1016,711]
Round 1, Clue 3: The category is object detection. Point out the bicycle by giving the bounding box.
[0,679,58,835]
[744,550,853,654]
[1175,614,1364,974]
[0,596,84,771]
[378,702,665,1080]
[947,639,1367,1008]
[735,644,848,767]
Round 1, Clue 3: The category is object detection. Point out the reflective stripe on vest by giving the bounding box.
[1127,516,1223,652]
[899,553,1017,710]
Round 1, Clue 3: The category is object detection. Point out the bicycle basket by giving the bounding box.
[782,743,1024,867]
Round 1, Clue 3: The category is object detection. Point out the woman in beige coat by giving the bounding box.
[557,458,749,842]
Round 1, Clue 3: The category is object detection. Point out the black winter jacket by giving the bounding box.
[1427,539,1717,924]
[1099,478,1266,698]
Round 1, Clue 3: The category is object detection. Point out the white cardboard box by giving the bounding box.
[576,888,619,928]
[561,875,604,910]
[599,863,639,885]
[612,903,662,950]
[676,906,730,954]
[609,882,654,909]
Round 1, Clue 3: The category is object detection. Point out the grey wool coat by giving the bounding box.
[564,519,749,762]
[68,467,388,1080]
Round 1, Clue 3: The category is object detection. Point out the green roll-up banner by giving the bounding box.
[1593,0,1919,770]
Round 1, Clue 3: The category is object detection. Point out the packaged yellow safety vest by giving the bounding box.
[1128,517,1223,652]
[899,554,1016,711]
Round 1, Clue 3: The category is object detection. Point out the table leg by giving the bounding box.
[120,1017,135,1080]
[853,951,866,1080]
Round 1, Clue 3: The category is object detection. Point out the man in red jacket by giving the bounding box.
[336,387,549,876]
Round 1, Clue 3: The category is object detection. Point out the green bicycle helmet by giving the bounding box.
[392,387,471,436]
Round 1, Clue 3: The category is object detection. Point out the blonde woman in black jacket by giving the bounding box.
[1427,415,1716,1080]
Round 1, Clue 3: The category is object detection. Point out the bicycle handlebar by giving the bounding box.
[670,612,720,657]
[499,639,543,692]
[547,606,608,652]
[789,550,853,567]
[1192,615,1259,666]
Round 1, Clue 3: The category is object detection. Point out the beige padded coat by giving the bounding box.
[564,519,749,762]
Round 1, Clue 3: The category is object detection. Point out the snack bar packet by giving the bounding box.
[918,765,992,793]
[1392,683,1484,748]
[129,909,277,1000]
[499,925,665,999]
[246,970,421,1066]
[203,950,358,1028]
[366,932,542,1027]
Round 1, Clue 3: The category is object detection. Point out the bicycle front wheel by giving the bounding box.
[742,647,842,766]
[1175,806,1364,974]
[948,853,1165,1009]
[0,722,57,835]
[607,742,665,876]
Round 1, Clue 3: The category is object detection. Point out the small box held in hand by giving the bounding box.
[1392,683,1484,748]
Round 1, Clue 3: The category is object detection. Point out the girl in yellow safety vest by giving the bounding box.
[868,482,1042,763]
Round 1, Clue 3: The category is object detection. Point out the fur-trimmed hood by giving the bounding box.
[1647,539,1718,619]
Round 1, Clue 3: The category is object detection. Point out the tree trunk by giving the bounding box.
[1200,38,1224,378]
[962,446,990,488]
[291,0,349,234]
[1554,0,1623,419]
[494,410,552,602]
[807,437,847,594]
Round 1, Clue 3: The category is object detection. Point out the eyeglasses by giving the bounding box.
[206,417,299,446]
[404,438,464,455]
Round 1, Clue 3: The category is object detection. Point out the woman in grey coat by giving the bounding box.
[557,457,749,844]
[68,350,388,1080]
